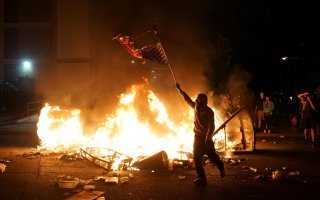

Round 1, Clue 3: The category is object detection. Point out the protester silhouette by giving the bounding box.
[176,83,225,185]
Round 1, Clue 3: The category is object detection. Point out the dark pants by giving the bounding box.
[193,135,224,179]
[264,113,273,130]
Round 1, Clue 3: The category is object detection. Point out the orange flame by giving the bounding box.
[36,82,239,164]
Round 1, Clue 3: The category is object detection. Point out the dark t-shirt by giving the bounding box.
[303,101,315,119]
[193,106,214,136]
[256,98,264,110]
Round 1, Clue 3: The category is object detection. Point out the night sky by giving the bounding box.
[2,0,320,132]
[193,0,320,95]
[103,0,320,96]
[4,0,320,105]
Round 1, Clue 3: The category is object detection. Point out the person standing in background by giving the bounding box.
[298,92,317,146]
[263,95,275,133]
[255,91,265,131]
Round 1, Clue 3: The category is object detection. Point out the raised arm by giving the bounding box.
[176,83,195,108]
[297,92,309,99]
[306,96,316,110]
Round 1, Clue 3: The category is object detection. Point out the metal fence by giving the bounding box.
[27,100,43,116]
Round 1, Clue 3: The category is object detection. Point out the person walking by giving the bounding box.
[176,83,225,186]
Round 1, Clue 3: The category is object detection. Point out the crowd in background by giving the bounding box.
[253,87,320,146]
[212,85,320,147]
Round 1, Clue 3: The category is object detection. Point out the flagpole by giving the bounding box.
[167,63,177,84]
[153,26,177,84]
[158,42,177,83]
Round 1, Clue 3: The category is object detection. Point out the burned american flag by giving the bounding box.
[114,26,177,83]
[113,34,169,65]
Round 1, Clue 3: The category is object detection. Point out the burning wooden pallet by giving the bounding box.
[80,147,132,171]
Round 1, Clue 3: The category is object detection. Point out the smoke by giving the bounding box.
[210,64,255,120]
[34,1,211,114]
[34,1,256,131]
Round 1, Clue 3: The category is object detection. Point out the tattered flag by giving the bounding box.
[113,33,168,65]
[113,34,143,59]
[141,42,168,65]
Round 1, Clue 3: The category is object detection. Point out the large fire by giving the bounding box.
[37,81,254,168]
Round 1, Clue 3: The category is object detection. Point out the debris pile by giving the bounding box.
[80,147,132,171]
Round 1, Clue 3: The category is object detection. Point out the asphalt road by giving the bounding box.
[1,121,320,200]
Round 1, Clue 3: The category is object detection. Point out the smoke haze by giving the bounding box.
[36,0,254,131]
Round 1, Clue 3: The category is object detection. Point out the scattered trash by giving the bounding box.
[289,171,300,176]
[57,175,80,189]
[225,157,246,165]
[104,176,119,184]
[80,147,132,171]
[20,150,62,158]
[21,151,41,158]
[83,184,95,191]
[132,151,169,170]
[249,167,257,172]
[0,163,6,173]
[178,175,187,180]
[241,166,250,171]
[57,179,80,189]
[271,170,281,181]
[59,153,82,161]
[128,173,134,179]
[94,176,107,181]
[0,159,10,164]
[84,179,93,185]
[226,158,237,165]
[270,168,302,182]
[94,174,126,184]
[119,177,129,184]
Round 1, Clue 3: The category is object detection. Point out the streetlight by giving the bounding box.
[21,59,33,77]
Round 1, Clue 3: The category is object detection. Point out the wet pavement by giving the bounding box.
[1,115,320,200]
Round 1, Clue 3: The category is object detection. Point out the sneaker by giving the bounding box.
[193,178,207,185]
[220,169,225,178]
